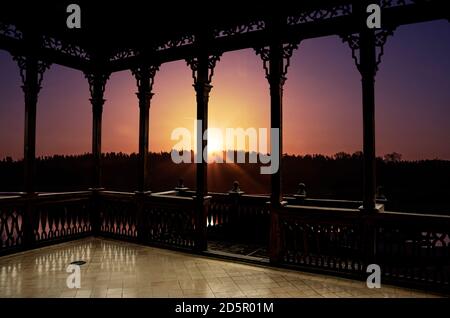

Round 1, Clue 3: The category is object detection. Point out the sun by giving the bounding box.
[207,129,224,155]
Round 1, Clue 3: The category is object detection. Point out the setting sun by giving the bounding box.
[206,129,224,155]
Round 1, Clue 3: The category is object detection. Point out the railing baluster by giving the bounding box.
[1,191,449,292]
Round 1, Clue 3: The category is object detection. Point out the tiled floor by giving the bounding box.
[0,238,443,298]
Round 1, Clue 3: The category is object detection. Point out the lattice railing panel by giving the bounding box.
[99,195,138,240]
[143,198,196,249]
[34,198,91,243]
[375,215,450,288]
[0,202,24,251]
[278,208,365,274]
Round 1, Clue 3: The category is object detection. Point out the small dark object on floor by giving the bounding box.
[70,260,86,266]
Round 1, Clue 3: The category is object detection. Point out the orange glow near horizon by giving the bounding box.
[1,22,450,161]
[98,45,363,158]
[145,49,270,156]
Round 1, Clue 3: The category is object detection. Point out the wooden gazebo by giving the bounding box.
[1,1,449,293]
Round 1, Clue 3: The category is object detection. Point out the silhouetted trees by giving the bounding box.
[384,152,403,163]
[0,151,449,214]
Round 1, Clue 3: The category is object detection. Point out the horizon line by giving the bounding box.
[1,150,449,163]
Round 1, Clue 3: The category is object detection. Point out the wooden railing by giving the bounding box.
[207,192,270,245]
[1,190,449,292]
[0,192,92,255]
[372,211,450,290]
[272,204,450,291]
[98,191,138,240]
[33,192,92,244]
[98,191,208,251]
[273,205,365,275]
[0,195,25,254]
[141,194,200,249]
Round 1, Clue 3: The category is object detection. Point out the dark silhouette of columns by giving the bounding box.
[267,41,284,207]
[255,19,297,207]
[186,38,220,250]
[255,18,298,263]
[132,64,159,193]
[192,54,212,251]
[359,28,377,212]
[22,57,39,194]
[85,71,109,190]
[13,33,50,248]
[341,2,394,212]
[193,53,211,200]
[14,45,50,194]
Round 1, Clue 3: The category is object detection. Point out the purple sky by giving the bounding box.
[0,20,449,161]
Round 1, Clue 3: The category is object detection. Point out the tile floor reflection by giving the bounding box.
[0,238,443,298]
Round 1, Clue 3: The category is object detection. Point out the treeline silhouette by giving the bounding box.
[0,151,449,214]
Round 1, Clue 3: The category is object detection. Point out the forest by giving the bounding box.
[1,151,449,215]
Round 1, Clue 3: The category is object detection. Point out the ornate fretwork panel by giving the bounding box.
[279,216,365,274]
[142,201,197,249]
[156,33,195,52]
[213,20,265,38]
[375,222,450,288]
[13,55,51,89]
[99,197,138,240]
[254,41,299,86]
[380,0,417,8]
[287,4,352,26]
[109,48,138,62]
[42,35,90,60]
[340,33,360,70]
[0,204,24,252]
[131,64,160,93]
[186,54,221,84]
[34,200,91,243]
[0,22,23,40]
[341,28,395,74]
[84,71,110,98]
[208,197,232,229]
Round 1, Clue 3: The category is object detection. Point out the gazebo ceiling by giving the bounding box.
[0,0,350,53]
[1,0,447,72]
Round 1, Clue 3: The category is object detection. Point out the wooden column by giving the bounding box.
[193,52,211,200]
[13,34,50,248]
[85,71,109,236]
[132,65,159,194]
[267,42,284,262]
[255,18,298,264]
[187,40,220,251]
[359,28,377,213]
[255,19,298,208]
[132,64,158,243]
[193,54,211,252]
[341,1,393,213]
[85,72,109,190]
[19,56,40,249]
[340,3,395,268]
[268,41,284,207]
[23,57,39,194]
[14,54,49,194]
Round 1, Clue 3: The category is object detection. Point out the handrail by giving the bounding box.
[0,195,23,202]
[282,204,361,219]
[1,189,448,292]
[146,194,195,202]
[377,210,450,220]
[1,190,448,220]
[152,190,179,196]
[37,191,91,196]
[0,192,26,196]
